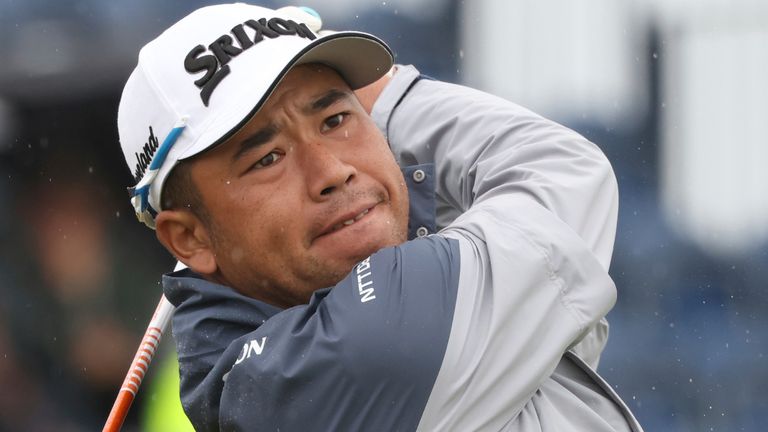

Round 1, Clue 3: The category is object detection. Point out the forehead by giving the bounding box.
[260,64,351,112]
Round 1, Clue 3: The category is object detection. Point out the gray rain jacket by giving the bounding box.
[164,65,644,431]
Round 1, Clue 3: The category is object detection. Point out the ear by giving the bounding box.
[155,210,218,276]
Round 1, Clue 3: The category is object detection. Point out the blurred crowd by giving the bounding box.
[0,96,173,430]
[0,1,766,431]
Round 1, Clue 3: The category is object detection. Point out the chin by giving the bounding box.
[322,246,381,284]
[307,220,407,289]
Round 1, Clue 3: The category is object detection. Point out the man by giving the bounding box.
[118,3,642,431]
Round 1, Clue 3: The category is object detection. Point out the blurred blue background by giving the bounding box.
[0,0,765,431]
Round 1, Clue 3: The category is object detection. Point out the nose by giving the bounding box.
[301,141,357,200]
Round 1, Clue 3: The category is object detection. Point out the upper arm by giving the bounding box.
[386,79,618,270]
[384,78,618,369]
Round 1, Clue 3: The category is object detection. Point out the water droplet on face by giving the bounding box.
[226,180,231,185]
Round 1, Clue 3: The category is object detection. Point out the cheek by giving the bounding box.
[211,197,304,275]
[206,178,285,236]
[351,129,408,204]
[230,184,305,249]
[351,128,396,169]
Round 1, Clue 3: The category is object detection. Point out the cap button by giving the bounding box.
[416,226,429,237]
[412,169,426,183]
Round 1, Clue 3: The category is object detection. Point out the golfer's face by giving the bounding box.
[189,64,409,306]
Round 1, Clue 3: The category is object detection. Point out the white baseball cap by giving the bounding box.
[117,3,393,228]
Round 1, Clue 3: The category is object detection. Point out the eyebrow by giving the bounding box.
[304,89,352,114]
[231,123,278,163]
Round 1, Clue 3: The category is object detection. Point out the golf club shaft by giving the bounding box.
[102,294,175,432]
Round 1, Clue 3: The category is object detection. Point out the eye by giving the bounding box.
[251,151,282,170]
[321,112,348,132]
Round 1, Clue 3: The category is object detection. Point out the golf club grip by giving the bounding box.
[103,294,175,432]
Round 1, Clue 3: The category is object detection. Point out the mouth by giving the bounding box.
[316,203,378,239]
[327,208,371,234]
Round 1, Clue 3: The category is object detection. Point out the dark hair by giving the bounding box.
[161,161,211,225]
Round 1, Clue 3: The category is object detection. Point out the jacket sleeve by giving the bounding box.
[373,65,618,368]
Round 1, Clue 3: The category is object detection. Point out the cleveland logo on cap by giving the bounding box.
[184,17,316,106]
[133,126,160,182]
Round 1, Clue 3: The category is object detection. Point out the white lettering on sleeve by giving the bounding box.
[355,257,376,303]
[234,337,267,365]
